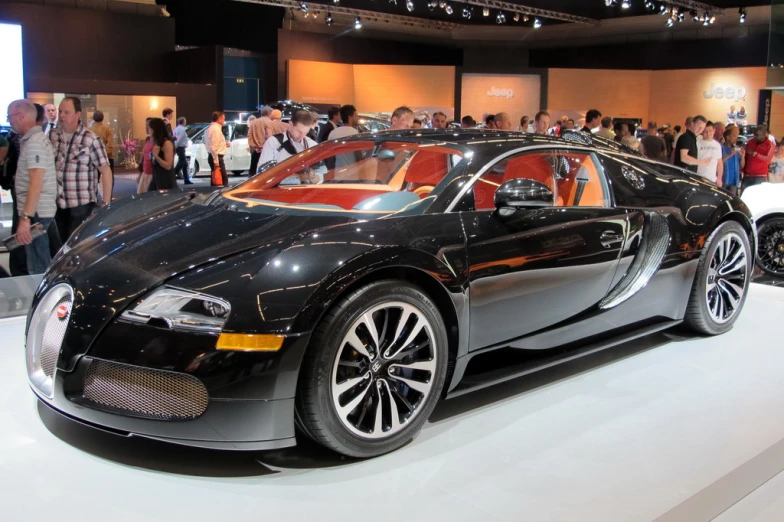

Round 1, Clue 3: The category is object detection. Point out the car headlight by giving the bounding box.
[120,286,230,334]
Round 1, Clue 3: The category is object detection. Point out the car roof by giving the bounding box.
[338,128,640,155]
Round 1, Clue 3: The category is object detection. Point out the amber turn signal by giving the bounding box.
[216,333,285,352]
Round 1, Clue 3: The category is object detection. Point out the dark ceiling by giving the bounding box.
[160,0,770,32]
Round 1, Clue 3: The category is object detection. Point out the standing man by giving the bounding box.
[389,106,415,131]
[259,110,318,170]
[673,115,710,173]
[248,107,271,176]
[7,99,58,274]
[721,125,743,196]
[641,121,666,161]
[328,105,361,170]
[50,97,113,242]
[596,117,614,139]
[462,116,477,129]
[162,108,174,139]
[533,111,550,135]
[265,109,291,138]
[697,121,723,186]
[494,112,513,130]
[90,110,115,175]
[743,126,775,192]
[173,117,192,184]
[42,103,58,136]
[431,112,448,130]
[564,119,576,131]
[318,106,341,143]
[671,116,693,163]
[204,111,229,187]
[519,115,529,132]
[581,110,602,134]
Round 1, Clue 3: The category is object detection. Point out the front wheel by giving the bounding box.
[684,221,751,335]
[296,280,448,458]
[755,217,784,277]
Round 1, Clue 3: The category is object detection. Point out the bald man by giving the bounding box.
[7,99,58,274]
[494,112,514,130]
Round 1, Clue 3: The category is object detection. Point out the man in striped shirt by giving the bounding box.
[7,99,58,274]
[49,97,113,242]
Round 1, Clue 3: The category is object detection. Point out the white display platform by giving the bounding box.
[2,283,784,522]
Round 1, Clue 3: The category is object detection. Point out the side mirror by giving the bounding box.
[494,178,554,211]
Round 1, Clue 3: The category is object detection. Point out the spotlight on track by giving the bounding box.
[523,14,529,22]
[428,0,437,10]
[739,8,746,23]
[299,2,308,13]
[514,13,520,22]
[326,11,333,24]
[462,6,471,18]
[621,0,631,9]
[666,17,674,27]
[496,11,506,24]
[354,16,362,29]
[533,17,541,28]
[483,7,490,16]
[691,10,699,21]
[445,3,453,14]
[406,0,414,11]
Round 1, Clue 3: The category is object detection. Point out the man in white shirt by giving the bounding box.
[697,121,723,186]
[203,111,229,186]
[259,110,317,181]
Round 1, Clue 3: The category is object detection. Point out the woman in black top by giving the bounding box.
[148,117,178,191]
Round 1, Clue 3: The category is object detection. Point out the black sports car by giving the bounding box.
[26,129,755,457]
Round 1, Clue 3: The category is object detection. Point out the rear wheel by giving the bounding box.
[684,221,751,335]
[296,280,448,458]
[756,217,784,277]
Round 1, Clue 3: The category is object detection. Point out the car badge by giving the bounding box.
[56,302,70,320]
[622,166,645,190]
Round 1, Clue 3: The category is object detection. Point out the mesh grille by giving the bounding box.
[82,360,208,421]
[39,296,71,377]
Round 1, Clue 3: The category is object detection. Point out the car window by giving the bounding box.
[223,140,463,214]
[598,153,685,207]
[222,124,231,140]
[233,124,248,140]
[462,150,611,211]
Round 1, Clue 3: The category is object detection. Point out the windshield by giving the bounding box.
[223,140,463,217]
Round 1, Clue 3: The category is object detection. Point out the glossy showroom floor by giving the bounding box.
[2,284,784,522]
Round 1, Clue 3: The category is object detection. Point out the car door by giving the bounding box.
[222,123,235,170]
[459,148,630,351]
[230,123,250,172]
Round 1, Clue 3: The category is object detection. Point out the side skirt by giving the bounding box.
[446,319,681,398]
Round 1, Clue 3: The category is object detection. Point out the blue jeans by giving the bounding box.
[25,216,53,275]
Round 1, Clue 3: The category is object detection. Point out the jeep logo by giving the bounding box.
[487,86,514,99]
[703,83,747,101]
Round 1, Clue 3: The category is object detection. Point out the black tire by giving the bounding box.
[755,217,784,277]
[296,280,448,458]
[232,170,245,176]
[684,221,751,335]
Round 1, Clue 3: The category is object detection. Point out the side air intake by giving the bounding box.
[600,211,670,310]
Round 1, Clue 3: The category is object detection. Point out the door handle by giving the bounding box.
[600,230,623,248]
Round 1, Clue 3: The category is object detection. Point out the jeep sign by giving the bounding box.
[703,83,747,101]
[487,86,514,99]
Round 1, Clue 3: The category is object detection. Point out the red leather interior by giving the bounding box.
[234,187,390,210]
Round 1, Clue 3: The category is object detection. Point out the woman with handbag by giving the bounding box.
[148,118,178,191]
[137,118,154,194]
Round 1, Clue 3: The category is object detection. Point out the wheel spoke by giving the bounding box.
[389,373,431,394]
[334,372,370,396]
[337,380,372,419]
[380,380,401,432]
[387,315,426,359]
[390,359,435,373]
[718,280,741,309]
[719,245,746,276]
[345,329,371,360]
[373,388,384,434]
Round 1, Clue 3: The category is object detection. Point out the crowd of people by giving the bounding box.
[2,95,781,278]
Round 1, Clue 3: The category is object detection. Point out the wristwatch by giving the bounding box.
[19,212,33,220]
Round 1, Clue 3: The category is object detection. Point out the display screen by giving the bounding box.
[0,23,24,116]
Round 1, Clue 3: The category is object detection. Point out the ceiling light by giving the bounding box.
[299,1,308,13]
[514,13,520,22]
[428,0,437,10]
[703,14,709,26]
[709,14,716,23]
[483,6,490,16]
[389,0,397,4]
[691,10,699,21]
[666,17,674,27]
[678,12,684,22]
[533,17,541,28]
[445,3,453,14]
[438,0,446,8]
[406,0,414,11]
[333,0,339,3]
[645,1,655,11]
[354,16,362,29]
[604,0,613,6]
[621,0,630,9]
[326,12,333,24]
[312,10,318,18]
[739,8,746,23]
[462,6,471,18]
[523,15,529,21]
[496,11,506,24]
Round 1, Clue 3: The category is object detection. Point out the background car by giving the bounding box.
[742,182,784,276]
[185,121,250,177]
[26,129,754,459]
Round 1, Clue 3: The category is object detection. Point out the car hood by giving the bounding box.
[44,189,358,371]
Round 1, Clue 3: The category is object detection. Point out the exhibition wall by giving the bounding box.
[460,74,541,128]
[288,60,456,115]
[548,67,768,128]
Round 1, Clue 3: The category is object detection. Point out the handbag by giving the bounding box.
[211,166,222,186]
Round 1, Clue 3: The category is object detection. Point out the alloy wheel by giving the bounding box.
[705,232,749,324]
[756,219,784,276]
[331,301,437,439]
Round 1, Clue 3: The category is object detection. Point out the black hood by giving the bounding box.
[43,190,356,371]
